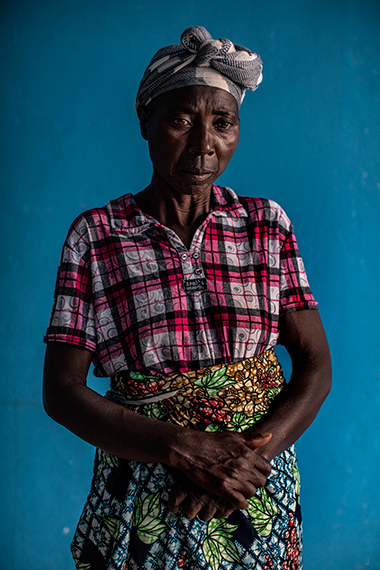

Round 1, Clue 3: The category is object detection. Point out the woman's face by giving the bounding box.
[140,85,240,196]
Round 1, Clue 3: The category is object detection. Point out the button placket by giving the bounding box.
[189,236,204,279]
[178,250,204,280]
[176,249,194,279]
[171,217,209,283]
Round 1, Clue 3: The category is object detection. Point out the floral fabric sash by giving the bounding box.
[109,348,285,432]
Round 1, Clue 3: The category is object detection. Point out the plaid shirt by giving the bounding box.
[44,185,317,377]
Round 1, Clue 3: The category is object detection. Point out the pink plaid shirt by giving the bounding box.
[44,185,317,377]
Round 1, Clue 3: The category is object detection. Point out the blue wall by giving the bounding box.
[1,0,379,568]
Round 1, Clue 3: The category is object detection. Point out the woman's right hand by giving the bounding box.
[169,431,272,512]
[168,476,236,521]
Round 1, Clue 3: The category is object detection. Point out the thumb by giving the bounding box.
[243,432,272,449]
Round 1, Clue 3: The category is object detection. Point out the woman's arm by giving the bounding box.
[43,342,182,463]
[244,308,332,460]
[43,342,272,510]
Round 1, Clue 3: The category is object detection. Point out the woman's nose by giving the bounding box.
[188,123,214,156]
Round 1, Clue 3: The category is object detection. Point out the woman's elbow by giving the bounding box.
[312,347,332,405]
[322,355,332,399]
[43,380,62,422]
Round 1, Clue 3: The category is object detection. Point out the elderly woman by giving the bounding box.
[43,26,331,570]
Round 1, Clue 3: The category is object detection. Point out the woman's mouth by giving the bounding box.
[180,170,213,181]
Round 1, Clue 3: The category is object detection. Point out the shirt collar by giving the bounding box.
[210,185,248,218]
[109,185,248,235]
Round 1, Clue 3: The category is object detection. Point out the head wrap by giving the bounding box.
[135,26,263,110]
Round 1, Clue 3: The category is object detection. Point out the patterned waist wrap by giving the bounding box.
[108,348,285,432]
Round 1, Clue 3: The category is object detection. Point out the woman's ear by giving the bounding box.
[137,106,149,141]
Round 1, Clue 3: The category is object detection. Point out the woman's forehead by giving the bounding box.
[152,85,239,114]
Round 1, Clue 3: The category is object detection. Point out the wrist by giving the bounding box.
[161,425,193,471]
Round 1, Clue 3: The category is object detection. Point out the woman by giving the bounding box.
[43,26,331,570]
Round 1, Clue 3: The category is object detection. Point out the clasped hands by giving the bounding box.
[168,431,272,522]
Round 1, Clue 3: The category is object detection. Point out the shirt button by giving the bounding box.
[181,253,189,260]
[193,252,200,259]
[194,268,202,276]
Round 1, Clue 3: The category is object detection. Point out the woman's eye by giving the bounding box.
[215,120,233,130]
[172,117,190,127]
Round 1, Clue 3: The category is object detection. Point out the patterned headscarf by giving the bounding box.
[135,26,263,110]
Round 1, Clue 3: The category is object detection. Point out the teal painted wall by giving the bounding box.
[1,0,379,567]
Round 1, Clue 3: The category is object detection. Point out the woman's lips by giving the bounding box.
[180,170,213,181]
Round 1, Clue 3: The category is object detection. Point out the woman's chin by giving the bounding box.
[169,175,217,196]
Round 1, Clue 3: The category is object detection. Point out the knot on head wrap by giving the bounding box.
[135,26,263,111]
[180,26,231,66]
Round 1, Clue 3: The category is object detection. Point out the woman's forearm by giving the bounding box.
[245,309,332,461]
[45,378,188,465]
[43,342,187,465]
[245,350,331,460]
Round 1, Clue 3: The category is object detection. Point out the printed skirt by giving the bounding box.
[71,348,302,569]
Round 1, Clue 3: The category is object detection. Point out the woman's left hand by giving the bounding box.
[168,433,271,520]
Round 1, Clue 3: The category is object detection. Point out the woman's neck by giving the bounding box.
[134,178,213,249]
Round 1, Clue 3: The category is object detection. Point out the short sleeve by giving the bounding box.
[44,219,97,352]
[279,227,318,314]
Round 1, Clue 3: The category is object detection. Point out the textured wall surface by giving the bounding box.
[1,0,379,568]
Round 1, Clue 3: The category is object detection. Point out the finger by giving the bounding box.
[214,498,235,519]
[248,470,268,490]
[251,454,272,478]
[198,501,218,522]
[217,486,249,510]
[181,494,211,520]
[215,507,234,519]
[243,432,272,448]
[232,480,258,500]
[181,501,203,520]
[228,470,268,495]
[235,446,272,478]
[168,486,189,514]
